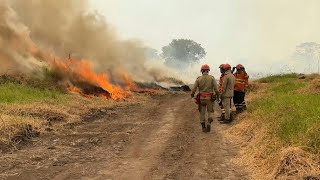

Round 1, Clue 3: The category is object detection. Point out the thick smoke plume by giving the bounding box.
[0,0,44,74]
[1,0,175,86]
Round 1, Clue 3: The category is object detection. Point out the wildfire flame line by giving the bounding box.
[50,57,137,99]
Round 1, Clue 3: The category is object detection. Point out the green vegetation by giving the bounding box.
[250,74,320,153]
[258,73,299,83]
[0,82,63,103]
[0,69,66,104]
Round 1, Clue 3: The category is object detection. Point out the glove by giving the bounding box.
[191,93,194,98]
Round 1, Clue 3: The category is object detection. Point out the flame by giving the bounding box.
[67,86,82,94]
[121,72,142,91]
[50,57,136,99]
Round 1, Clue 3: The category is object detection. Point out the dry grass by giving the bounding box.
[0,91,161,152]
[0,71,171,152]
[226,110,281,180]
[274,147,320,179]
[0,115,41,151]
[305,73,320,80]
[297,75,320,95]
[228,113,320,180]
[226,83,274,179]
[225,75,320,180]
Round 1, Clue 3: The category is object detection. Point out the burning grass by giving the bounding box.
[0,61,184,152]
[0,72,166,152]
[49,58,136,99]
[226,73,320,179]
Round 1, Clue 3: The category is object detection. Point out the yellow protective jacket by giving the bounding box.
[191,74,219,99]
[221,70,235,98]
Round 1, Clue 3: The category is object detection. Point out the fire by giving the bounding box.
[50,57,137,99]
[67,86,82,93]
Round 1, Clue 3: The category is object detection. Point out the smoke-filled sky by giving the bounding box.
[2,0,179,84]
[90,0,320,77]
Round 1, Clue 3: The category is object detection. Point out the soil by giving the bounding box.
[0,93,248,180]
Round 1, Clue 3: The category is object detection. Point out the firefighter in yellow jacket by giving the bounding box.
[191,64,220,132]
[220,64,235,124]
[232,64,249,113]
[218,64,226,121]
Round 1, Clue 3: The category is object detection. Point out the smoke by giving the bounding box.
[0,0,176,85]
[0,0,45,74]
[215,0,320,74]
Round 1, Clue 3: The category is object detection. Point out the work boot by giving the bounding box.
[208,117,213,124]
[206,124,211,132]
[220,119,231,124]
[201,123,207,132]
[219,114,225,121]
[236,108,242,114]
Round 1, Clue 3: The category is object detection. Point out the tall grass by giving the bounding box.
[250,74,320,153]
[258,73,299,83]
[0,82,63,103]
[0,68,67,104]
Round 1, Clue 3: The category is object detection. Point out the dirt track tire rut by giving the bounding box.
[0,93,247,180]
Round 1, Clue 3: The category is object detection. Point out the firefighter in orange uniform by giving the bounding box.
[191,64,220,132]
[232,64,249,113]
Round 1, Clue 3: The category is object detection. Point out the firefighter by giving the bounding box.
[220,64,235,124]
[232,64,249,113]
[218,64,225,122]
[191,64,220,132]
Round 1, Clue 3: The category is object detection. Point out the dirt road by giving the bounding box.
[0,93,247,180]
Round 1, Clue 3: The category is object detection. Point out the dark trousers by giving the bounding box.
[233,91,245,110]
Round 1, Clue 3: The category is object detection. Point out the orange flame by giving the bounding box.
[50,57,136,99]
[67,86,82,93]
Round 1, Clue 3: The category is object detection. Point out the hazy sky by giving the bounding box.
[89,0,320,76]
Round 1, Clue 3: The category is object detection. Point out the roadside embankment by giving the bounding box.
[226,73,320,179]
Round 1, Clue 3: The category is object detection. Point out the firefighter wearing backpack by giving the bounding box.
[232,64,249,113]
[191,64,220,132]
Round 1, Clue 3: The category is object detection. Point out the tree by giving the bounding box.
[161,39,206,69]
[294,42,320,73]
[144,47,159,60]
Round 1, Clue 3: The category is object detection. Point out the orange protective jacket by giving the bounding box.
[234,71,249,92]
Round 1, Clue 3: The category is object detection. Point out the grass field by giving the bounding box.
[250,73,320,153]
[0,74,144,151]
[230,73,320,179]
[0,82,64,104]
